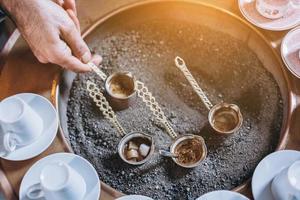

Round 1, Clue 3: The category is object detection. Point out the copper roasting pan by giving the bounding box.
[54,0,294,197]
[1,0,300,199]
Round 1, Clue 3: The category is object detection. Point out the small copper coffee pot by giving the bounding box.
[175,56,243,135]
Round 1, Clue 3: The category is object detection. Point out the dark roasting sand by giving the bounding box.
[67,21,283,200]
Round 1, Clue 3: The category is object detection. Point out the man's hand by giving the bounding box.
[1,0,101,72]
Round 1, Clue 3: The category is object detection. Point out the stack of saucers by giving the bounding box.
[116,195,154,200]
[19,153,101,200]
[281,26,300,78]
[238,0,300,79]
[252,150,300,200]
[238,0,300,31]
[0,93,101,200]
[196,190,249,200]
[0,93,58,161]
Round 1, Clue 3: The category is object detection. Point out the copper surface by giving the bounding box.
[59,0,293,197]
[0,0,300,200]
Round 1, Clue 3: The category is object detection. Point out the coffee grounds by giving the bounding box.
[110,82,132,98]
[108,74,135,98]
[175,139,203,166]
[67,20,283,199]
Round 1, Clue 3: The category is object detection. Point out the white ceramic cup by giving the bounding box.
[0,96,43,155]
[271,160,300,200]
[256,0,300,19]
[26,162,86,200]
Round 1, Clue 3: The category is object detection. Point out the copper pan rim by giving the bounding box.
[52,0,295,196]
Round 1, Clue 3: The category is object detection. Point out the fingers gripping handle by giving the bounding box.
[174,56,214,111]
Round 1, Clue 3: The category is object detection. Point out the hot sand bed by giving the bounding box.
[67,21,283,199]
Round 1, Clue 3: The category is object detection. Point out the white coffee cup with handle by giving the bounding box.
[256,0,300,19]
[26,162,86,200]
[0,96,43,156]
[271,160,300,200]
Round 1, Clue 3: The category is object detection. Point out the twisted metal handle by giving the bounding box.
[86,80,126,137]
[174,56,214,110]
[136,80,178,139]
[87,63,178,139]
[88,62,107,81]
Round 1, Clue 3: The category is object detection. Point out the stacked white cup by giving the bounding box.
[271,161,300,200]
[0,96,43,156]
[26,162,86,200]
[256,0,300,19]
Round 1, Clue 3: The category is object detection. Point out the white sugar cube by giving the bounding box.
[139,144,150,157]
[126,149,139,159]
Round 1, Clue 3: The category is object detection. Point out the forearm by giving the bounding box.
[0,0,14,14]
[0,0,43,35]
[0,0,22,24]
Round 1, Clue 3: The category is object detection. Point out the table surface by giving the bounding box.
[0,0,300,200]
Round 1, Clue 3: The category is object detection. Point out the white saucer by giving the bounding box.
[196,190,249,200]
[252,150,300,200]
[238,0,300,31]
[19,153,101,200]
[281,26,300,78]
[116,195,154,200]
[0,93,58,161]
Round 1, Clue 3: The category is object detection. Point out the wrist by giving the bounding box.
[0,0,24,27]
[0,0,9,11]
[0,0,17,17]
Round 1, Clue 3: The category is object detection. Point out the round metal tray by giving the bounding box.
[54,0,293,198]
